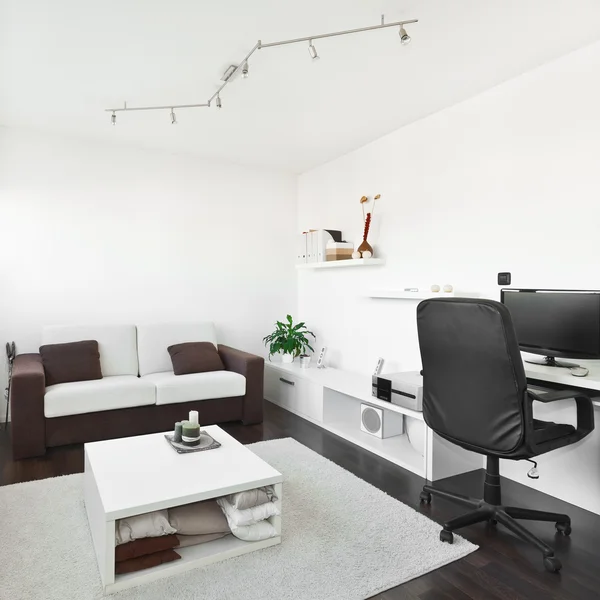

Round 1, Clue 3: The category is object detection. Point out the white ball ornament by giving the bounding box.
[430,284,441,293]
[362,250,372,259]
[443,284,453,293]
[352,251,362,259]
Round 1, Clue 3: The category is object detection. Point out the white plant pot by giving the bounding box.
[300,355,311,369]
[281,353,294,364]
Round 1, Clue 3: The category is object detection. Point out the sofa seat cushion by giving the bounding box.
[44,375,156,418]
[142,371,246,405]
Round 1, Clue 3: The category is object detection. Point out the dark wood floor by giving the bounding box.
[2,401,600,600]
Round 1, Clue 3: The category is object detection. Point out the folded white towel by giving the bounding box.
[216,496,280,527]
[226,519,278,542]
[216,496,280,541]
[227,487,274,510]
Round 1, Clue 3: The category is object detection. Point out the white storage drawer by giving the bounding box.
[264,367,323,423]
[276,373,298,413]
[264,367,298,413]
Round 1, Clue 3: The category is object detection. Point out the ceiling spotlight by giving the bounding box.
[216,94,222,109]
[399,25,411,45]
[241,62,249,78]
[308,40,319,60]
[170,109,177,125]
[111,111,116,126]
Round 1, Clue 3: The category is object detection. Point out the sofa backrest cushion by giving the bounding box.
[137,322,217,376]
[40,340,103,386]
[42,325,138,377]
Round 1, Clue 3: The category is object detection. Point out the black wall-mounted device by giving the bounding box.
[498,272,511,286]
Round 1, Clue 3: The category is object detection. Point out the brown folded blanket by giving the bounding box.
[115,534,180,563]
[115,549,181,575]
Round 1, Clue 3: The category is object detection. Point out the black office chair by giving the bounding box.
[416,298,595,573]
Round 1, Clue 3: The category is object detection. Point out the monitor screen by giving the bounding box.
[501,289,600,359]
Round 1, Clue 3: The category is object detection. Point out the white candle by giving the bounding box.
[189,410,199,425]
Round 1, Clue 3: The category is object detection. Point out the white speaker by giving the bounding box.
[360,404,404,439]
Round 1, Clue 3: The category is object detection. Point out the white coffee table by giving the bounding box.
[84,425,283,594]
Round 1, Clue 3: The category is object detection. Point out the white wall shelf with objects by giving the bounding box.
[296,258,385,270]
[368,290,480,300]
[264,362,481,480]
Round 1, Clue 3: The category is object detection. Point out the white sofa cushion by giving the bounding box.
[44,375,156,418]
[137,322,218,377]
[42,325,138,377]
[142,371,245,405]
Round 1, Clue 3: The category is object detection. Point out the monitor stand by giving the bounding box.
[524,356,580,369]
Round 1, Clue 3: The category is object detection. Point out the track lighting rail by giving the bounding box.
[258,18,418,48]
[105,16,418,118]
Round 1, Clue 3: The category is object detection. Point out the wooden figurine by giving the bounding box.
[355,194,380,258]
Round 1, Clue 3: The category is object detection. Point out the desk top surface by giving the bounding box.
[523,353,600,394]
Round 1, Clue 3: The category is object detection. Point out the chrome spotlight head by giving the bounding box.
[399,25,411,45]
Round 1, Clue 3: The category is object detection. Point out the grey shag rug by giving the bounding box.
[0,438,476,600]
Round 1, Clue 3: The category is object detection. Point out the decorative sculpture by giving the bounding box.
[354,194,380,258]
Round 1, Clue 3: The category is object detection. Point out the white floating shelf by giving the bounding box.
[369,290,478,300]
[296,258,385,270]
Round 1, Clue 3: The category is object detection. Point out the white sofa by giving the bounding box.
[11,322,264,459]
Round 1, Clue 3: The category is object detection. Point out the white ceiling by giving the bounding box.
[2,0,600,173]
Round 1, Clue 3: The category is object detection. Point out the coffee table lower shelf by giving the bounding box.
[109,534,282,594]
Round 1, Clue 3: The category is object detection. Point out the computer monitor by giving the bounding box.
[501,288,600,367]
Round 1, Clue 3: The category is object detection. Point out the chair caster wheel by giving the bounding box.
[419,491,432,504]
[555,522,571,536]
[440,529,454,544]
[543,556,562,573]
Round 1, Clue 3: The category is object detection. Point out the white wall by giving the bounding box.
[0,128,297,419]
[298,41,600,513]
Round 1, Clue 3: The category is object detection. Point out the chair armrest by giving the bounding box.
[10,354,47,459]
[527,388,595,439]
[218,345,264,424]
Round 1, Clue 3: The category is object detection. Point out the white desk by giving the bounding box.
[523,354,600,407]
[498,353,600,515]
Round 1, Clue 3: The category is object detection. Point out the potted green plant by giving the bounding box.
[263,315,315,363]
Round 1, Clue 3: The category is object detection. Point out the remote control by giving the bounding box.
[373,357,384,376]
[316,347,327,369]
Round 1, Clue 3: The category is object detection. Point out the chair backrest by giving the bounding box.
[42,324,138,376]
[416,298,528,455]
[137,322,217,376]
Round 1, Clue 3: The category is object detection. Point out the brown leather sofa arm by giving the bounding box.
[218,345,264,424]
[10,353,47,459]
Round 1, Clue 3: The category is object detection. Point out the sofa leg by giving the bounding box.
[13,444,47,460]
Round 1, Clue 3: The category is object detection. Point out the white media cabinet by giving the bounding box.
[264,362,481,481]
